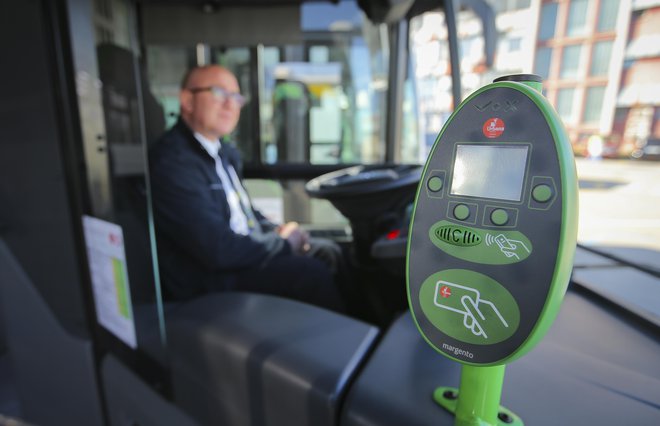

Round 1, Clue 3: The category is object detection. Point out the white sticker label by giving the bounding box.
[82,215,137,348]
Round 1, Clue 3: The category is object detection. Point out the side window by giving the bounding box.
[146,45,196,130]
[215,48,256,160]
[400,68,423,164]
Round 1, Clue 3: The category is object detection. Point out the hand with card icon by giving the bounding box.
[434,281,509,340]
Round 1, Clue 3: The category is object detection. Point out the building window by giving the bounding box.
[590,40,613,77]
[556,88,576,123]
[539,3,558,41]
[583,86,606,123]
[535,47,552,79]
[508,37,522,52]
[494,0,532,13]
[597,0,619,32]
[309,46,330,63]
[460,37,478,61]
[566,0,589,37]
[560,45,582,79]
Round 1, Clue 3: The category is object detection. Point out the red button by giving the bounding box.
[386,229,401,240]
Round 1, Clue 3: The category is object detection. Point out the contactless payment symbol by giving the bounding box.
[420,269,520,345]
[485,233,531,260]
[482,117,505,138]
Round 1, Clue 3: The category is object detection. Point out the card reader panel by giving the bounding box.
[407,83,576,365]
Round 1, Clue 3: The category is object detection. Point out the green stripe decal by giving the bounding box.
[112,258,132,319]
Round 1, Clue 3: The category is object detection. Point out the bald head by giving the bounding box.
[179,65,242,140]
[180,65,232,90]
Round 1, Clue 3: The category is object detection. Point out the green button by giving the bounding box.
[427,176,444,192]
[532,184,553,203]
[453,204,470,221]
[491,209,509,226]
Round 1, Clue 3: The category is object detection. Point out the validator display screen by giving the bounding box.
[450,144,529,201]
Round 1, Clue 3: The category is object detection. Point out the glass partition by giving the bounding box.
[69,0,168,368]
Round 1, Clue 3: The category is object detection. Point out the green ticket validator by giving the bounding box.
[406,74,578,426]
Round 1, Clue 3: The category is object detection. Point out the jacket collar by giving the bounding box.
[175,118,233,161]
[194,131,221,158]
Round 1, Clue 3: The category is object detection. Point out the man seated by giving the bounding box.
[149,65,347,312]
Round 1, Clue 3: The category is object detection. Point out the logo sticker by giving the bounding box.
[483,118,505,138]
[439,285,452,298]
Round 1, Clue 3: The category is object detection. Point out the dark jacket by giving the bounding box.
[149,119,291,300]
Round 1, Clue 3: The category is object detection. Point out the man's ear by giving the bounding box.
[179,90,193,113]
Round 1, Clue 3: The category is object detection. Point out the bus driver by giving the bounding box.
[149,65,347,312]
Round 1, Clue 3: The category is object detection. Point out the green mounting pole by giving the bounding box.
[434,365,522,426]
[455,365,505,425]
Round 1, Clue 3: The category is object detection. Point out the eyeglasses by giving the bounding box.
[187,86,247,107]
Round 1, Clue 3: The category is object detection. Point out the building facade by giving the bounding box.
[615,0,660,158]
[411,0,660,158]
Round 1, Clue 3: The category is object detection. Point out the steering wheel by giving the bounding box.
[307,164,422,318]
[305,164,421,225]
[305,164,422,199]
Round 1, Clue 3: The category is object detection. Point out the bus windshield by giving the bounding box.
[145,0,400,166]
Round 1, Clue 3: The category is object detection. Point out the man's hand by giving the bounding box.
[277,222,310,254]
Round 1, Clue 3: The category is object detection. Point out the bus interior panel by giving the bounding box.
[0,0,658,425]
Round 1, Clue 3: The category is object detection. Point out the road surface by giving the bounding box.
[576,158,660,252]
